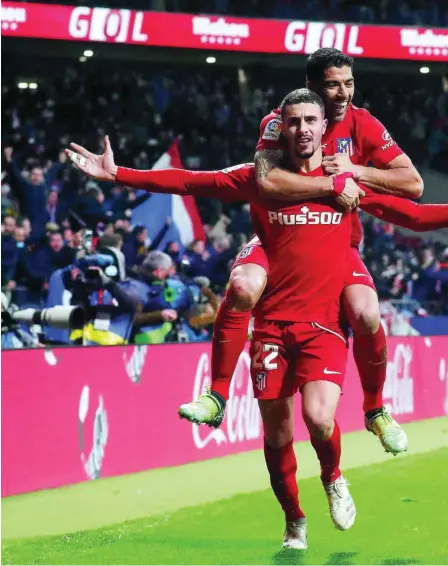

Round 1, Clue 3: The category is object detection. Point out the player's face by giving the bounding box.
[309,66,354,123]
[282,103,327,159]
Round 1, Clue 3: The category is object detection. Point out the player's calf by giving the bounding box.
[344,285,408,454]
[178,263,267,427]
[259,398,307,546]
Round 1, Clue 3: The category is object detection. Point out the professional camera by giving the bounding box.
[73,253,116,287]
[9,306,85,329]
[1,292,85,348]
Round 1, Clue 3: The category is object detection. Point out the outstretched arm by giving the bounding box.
[66,138,253,202]
[359,191,448,232]
[66,137,363,208]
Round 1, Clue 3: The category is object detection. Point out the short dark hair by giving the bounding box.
[280,88,325,117]
[98,233,123,249]
[306,48,354,83]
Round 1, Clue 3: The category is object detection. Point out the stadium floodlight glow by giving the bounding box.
[18,82,28,89]
[79,56,87,62]
[28,83,38,89]
[206,56,216,64]
[84,49,94,57]
[420,66,430,74]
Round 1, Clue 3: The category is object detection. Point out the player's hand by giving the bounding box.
[65,135,117,182]
[161,309,178,322]
[335,178,365,211]
[323,153,363,179]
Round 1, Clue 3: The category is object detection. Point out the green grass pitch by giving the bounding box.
[2,419,448,565]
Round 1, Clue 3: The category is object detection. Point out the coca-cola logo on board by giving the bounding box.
[78,385,109,480]
[192,351,261,449]
[123,345,147,384]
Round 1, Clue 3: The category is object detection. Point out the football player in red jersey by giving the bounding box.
[69,90,360,547]
[179,48,424,456]
[67,92,448,549]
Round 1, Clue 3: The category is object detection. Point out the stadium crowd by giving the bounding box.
[2,58,448,346]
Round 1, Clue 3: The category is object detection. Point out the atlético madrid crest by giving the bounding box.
[336,137,354,155]
[255,371,267,391]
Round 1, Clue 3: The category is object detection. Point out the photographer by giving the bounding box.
[131,250,213,344]
[48,233,139,345]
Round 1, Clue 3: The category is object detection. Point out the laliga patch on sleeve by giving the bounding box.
[262,118,282,141]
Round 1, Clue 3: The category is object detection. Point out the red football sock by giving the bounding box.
[353,324,387,413]
[211,293,251,401]
[310,421,342,484]
[264,439,305,521]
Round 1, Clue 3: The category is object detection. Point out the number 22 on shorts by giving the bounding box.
[252,341,279,370]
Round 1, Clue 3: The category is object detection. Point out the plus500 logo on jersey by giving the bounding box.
[268,206,343,225]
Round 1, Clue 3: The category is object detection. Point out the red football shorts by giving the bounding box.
[232,236,269,275]
[249,321,349,400]
[344,247,376,291]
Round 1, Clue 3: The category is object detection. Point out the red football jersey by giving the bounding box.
[215,165,352,325]
[256,104,404,247]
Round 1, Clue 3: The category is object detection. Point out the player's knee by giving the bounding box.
[264,428,293,449]
[347,295,381,335]
[229,268,265,311]
[352,302,381,335]
[303,408,334,441]
[264,417,293,448]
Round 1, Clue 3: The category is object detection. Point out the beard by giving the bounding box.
[296,149,314,159]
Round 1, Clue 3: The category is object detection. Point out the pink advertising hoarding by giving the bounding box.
[2,336,448,497]
[2,2,447,62]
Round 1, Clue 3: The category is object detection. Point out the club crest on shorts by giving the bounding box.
[336,137,353,155]
[255,371,267,391]
[238,246,252,259]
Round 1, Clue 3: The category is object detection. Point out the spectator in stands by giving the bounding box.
[74,185,107,229]
[165,240,183,270]
[410,247,440,303]
[122,225,149,268]
[185,239,209,277]
[1,214,16,237]
[46,190,65,226]
[19,231,74,295]
[4,147,67,238]
[1,215,18,291]
[17,217,32,241]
